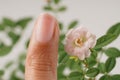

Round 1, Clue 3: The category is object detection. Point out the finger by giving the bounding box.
[25,13,59,80]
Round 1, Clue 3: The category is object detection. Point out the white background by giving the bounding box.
[0,0,120,79]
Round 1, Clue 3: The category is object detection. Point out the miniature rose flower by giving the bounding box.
[64,27,96,60]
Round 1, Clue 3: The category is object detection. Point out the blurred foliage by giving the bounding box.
[0,17,32,80]
[0,0,120,80]
[43,0,66,13]
[43,0,120,80]
[0,17,32,56]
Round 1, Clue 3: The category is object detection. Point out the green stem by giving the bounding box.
[96,49,104,65]
[83,59,88,68]
[79,59,89,79]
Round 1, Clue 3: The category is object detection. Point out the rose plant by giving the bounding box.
[0,0,119,80]
[43,0,120,80]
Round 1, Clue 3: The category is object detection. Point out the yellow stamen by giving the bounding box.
[70,56,79,62]
[74,37,86,47]
[75,38,83,47]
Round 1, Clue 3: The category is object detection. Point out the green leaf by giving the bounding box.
[0,46,12,56]
[98,63,106,73]
[10,70,22,80]
[43,6,53,11]
[68,71,83,80]
[90,49,98,58]
[57,64,65,73]
[58,52,69,64]
[87,49,97,67]
[58,76,67,80]
[59,22,63,30]
[86,68,99,77]
[58,42,64,51]
[58,6,66,12]
[57,64,66,80]
[3,18,15,27]
[8,31,20,45]
[68,20,78,29]
[107,23,120,37]
[0,24,5,31]
[105,58,116,73]
[0,70,4,76]
[65,59,81,71]
[94,48,102,52]
[18,53,26,61]
[19,63,25,73]
[16,17,32,28]
[58,41,69,64]
[5,61,13,68]
[0,43,5,48]
[105,47,120,58]
[111,74,120,80]
[54,0,60,4]
[26,40,30,48]
[65,59,83,72]
[100,75,112,80]
[59,34,65,43]
[86,56,97,68]
[95,34,117,49]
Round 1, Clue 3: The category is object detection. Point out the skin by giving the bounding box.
[25,13,59,80]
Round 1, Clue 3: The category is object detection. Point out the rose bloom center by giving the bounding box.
[74,37,86,47]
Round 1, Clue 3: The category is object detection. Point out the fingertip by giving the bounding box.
[25,13,59,80]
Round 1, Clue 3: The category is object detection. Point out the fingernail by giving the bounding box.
[36,13,55,43]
